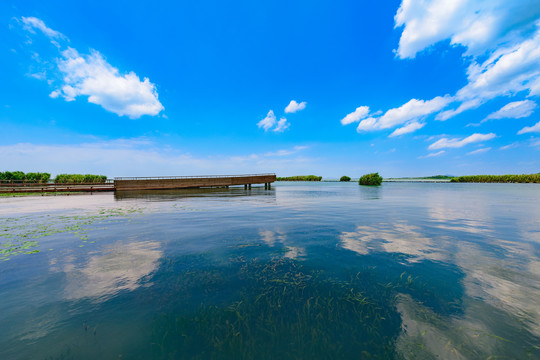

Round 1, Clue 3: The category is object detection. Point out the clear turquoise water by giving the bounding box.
[1,182,539,359]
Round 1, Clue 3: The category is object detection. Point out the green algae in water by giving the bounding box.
[0,206,147,261]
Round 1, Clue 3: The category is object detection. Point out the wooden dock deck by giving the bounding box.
[114,174,276,191]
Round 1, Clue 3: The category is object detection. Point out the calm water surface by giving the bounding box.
[1,182,539,359]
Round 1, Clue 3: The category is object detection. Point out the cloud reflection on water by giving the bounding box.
[339,222,447,263]
[62,241,162,302]
[259,230,306,259]
[338,192,540,353]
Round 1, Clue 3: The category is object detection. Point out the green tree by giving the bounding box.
[358,173,383,186]
[340,176,351,182]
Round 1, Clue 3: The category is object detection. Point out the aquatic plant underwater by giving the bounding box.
[150,257,403,359]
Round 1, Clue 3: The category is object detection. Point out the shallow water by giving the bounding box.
[1,182,539,359]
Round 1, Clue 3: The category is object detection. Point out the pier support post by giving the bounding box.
[268,183,271,189]
[248,184,251,189]
[244,184,247,189]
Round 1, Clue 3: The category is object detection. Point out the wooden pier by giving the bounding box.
[114,174,276,191]
[0,174,276,194]
[0,182,115,194]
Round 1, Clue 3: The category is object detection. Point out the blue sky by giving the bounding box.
[1,0,540,177]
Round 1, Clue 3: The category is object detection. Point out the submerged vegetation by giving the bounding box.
[339,175,351,182]
[359,173,383,186]
[0,171,50,183]
[450,173,540,183]
[276,175,322,181]
[151,257,401,359]
[0,206,145,261]
[54,174,108,183]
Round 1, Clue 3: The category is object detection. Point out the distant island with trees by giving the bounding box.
[276,175,322,181]
[358,173,383,186]
[450,174,540,183]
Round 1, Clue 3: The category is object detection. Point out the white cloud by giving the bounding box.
[273,117,289,132]
[500,143,519,150]
[21,17,163,119]
[52,48,163,118]
[419,150,445,159]
[284,100,306,113]
[394,0,540,59]
[389,121,425,137]
[356,96,451,134]
[428,133,496,150]
[484,100,536,122]
[257,111,289,132]
[518,121,540,134]
[257,110,276,131]
[341,106,370,125]
[21,17,66,40]
[452,29,540,104]
[436,99,481,121]
[264,145,308,157]
[393,1,540,121]
[467,147,491,155]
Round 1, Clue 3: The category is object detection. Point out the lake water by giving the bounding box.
[1,182,539,359]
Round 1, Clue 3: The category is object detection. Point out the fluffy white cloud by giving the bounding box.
[356,96,451,134]
[428,133,496,150]
[284,100,306,113]
[467,147,491,155]
[21,17,163,119]
[394,0,540,59]
[257,110,276,131]
[518,121,540,134]
[393,1,540,121]
[257,111,290,132]
[389,121,425,137]
[341,106,370,125]
[21,16,66,40]
[484,100,536,122]
[273,117,289,132]
[51,48,163,118]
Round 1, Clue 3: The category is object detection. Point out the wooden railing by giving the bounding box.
[0,180,114,187]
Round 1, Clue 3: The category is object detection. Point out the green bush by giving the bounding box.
[54,174,108,183]
[340,176,351,182]
[450,174,540,183]
[25,172,51,183]
[0,171,25,181]
[0,171,51,183]
[276,175,322,181]
[358,173,383,186]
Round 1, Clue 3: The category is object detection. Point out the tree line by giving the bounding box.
[0,171,108,183]
[276,175,323,181]
[450,174,540,183]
